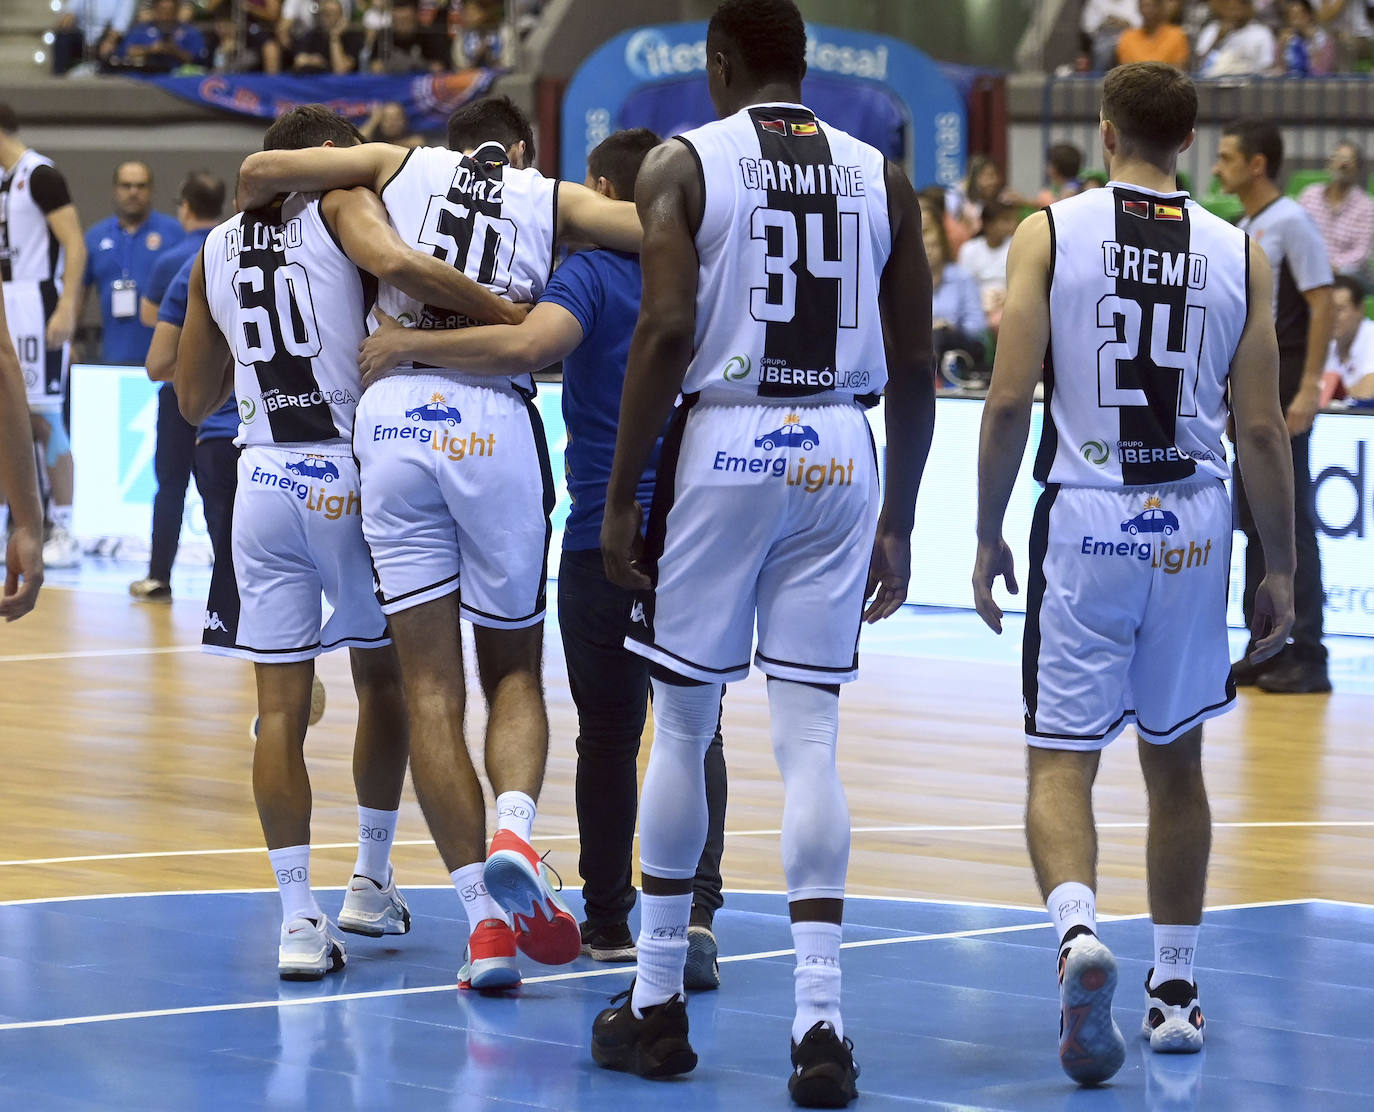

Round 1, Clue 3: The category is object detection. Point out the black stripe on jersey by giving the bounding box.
[0,171,13,282]
[1110,189,1197,485]
[748,106,845,400]
[639,391,700,644]
[1022,483,1059,735]
[239,206,340,443]
[548,174,559,283]
[39,280,63,394]
[1033,210,1059,483]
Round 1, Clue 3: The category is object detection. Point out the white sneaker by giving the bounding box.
[128,577,172,603]
[43,525,81,568]
[1142,972,1205,1053]
[338,871,411,937]
[278,914,346,981]
[1057,932,1126,1085]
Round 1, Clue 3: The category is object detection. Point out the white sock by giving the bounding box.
[51,504,73,530]
[354,806,398,885]
[268,844,321,924]
[495,790,536,843]
[792,920,844,1043]
[1150,924,1200,988]
[452,863,507,933]
[1047,881,1097,947]
[631,891,692,1015]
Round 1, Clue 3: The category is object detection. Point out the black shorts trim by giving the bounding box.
[1135,692,1234,739]
[1021,484,1059,735]
[515,382,556,616]
[380,570,461,608]
[629,633,748,678]
[1027,710,1130,743]
[755,650,858,675]
[461,600,545,625]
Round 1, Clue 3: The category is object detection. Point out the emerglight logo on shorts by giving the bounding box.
[371,392,496,462]
[1079,496,1213,574]
[250,455,359,520]
[711,414,854,492]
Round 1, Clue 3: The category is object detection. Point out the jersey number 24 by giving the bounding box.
[1097,294,1206,416]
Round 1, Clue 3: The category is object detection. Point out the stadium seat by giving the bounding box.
[1286,169,1329,197]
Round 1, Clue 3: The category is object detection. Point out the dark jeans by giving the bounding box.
[193,436,238,563]
[149,385,196,582]
[1234,429,1326,663]
[558,547,728,927]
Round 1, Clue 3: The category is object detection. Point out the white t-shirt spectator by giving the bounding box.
[1081,0,1141,34]
[1325,317,1374,393]
[63,0,135,44]
[1196,20,1278,75]
[957,235,1011,299]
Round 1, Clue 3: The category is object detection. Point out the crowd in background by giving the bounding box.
[50,0,545,77]
[1079,0,1374,77]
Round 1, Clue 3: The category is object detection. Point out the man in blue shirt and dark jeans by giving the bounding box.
[358,128,729,987]
[130,170,224,603]
[83,160,184,366]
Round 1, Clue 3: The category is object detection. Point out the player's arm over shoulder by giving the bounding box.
[984,210,1052,408]
[552,140,697,255]
[237,143,407,211]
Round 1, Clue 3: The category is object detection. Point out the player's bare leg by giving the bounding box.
[1026,747,1102,897]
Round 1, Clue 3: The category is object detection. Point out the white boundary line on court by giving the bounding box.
[1,892,1344,1033]
[0,644,202,664]
[5,818,1374,869]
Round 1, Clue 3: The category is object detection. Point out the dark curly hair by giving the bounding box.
[707,0,807,86]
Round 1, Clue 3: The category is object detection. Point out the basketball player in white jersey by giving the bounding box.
[0,104,86,569]
[0,292,43,620]
[973,63,1297,1085]
[235,97,641,989]
[592,2,933,1104]
[176,105,526,981]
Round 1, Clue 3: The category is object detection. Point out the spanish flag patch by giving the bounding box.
[1154,203,1184,221]
[790,120,819,136]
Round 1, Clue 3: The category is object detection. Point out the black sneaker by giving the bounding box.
[591,983,697,1078]
[1256,657,1332,694]
[1230,645,1276,686]
[580,920,637,962]
[788,1021,859,1108]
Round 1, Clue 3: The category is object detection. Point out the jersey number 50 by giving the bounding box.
[749,206,859,327]
[1097,294,1206,416]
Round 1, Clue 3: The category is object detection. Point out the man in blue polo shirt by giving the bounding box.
[130,170,224,603]
[357,128,729,987]
[83,160,183,366]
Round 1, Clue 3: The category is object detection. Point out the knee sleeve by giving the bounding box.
[769,679,849,902]
[638,678,722,881]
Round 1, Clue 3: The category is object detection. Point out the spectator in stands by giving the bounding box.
[457,0,505,67]
[359,102,426,147]
[218,0,284,74]
[288,0,365,74]
[1298,140,1374,278]
[116,0,209,72]
[1321,275,1374,402]
[948,155,1016,243]
[923,204,987,388]
[1036,142,1083,206]
[1081,0,1142,71]
[83,161,185,366]
[1276,0,1336,73]
[53,0,135,75]
[1116,0,1191,65]
[1196,0,1278,74]
[1314,0,1371,70]
[957,200,1018,335]
[128,170,225,605]
[371,0,450,73]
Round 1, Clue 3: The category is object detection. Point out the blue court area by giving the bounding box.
[2,890,1373,1110]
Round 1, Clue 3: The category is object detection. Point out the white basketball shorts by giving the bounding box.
[205,444,389,664]
[2,280,68,406]
[628,398,879,685]
[1023,480,1235,750]
[353,374,553,626]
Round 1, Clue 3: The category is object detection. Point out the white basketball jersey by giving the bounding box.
[202,192,372,446]
[377,142,556,386]
[676,103,891,404]
[0,149,64,287]
[1039,184,1248,487]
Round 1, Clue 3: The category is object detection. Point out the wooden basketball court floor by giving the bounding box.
[3,565,1374,1109]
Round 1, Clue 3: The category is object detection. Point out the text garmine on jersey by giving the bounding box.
[737,159,865,197]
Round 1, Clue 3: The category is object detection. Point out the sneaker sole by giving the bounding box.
[592,1037,698,1079]
[459,957,522,991]
[337,904,411,937]
[484,851,581,966]
[584,943,638,962]
[1059,941,1126,1085]
[684,928,720,991]
[789,1066,859,1108]
[1147,1018,1205,1054]
[279,940,345,981]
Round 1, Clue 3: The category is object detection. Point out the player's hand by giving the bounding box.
[45,302,77,350]
[863,528,910,623]
[600,498,650,591]
[1285,383,1320,437]
[972,536,1018,634]
[1,524,44,621]
[1248,572,1295,664]
[499,300,535,326]
[358,309,408,388]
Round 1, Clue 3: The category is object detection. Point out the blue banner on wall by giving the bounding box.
[133,69,500,133]
[561,22,966,188]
